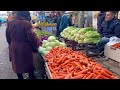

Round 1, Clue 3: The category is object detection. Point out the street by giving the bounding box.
[0,24,17,79]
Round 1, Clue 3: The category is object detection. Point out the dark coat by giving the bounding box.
[98,18,120,38]
[56,16,61,30]
[6,16,39,74]
[97,12,106,30]
[68,17,73,26]
[56,16,61,36]
[59,15,68,33]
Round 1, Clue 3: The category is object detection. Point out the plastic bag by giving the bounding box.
[109,36,120,42]
[107,36,120,46]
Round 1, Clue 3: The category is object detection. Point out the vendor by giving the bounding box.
[59,11,68,36]
[97,11,120,55]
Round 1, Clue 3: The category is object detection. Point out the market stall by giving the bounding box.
[40,47,118,79]
[35,28,119,79]
[33,11,120,79]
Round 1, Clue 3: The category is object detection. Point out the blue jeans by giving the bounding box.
[98,37,110,52]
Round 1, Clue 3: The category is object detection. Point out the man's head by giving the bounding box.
[105,11,116,21]
[60,11,65,16]
[70,15,72,17]
[12,11,17,17]
[56,12,61,16]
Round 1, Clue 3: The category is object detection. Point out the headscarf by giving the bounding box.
[17,11,31,22]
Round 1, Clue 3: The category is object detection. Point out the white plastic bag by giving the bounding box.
[107,36,120,46]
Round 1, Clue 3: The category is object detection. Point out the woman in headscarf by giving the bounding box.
[6,11,39,79]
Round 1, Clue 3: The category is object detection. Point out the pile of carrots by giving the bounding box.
[112,43,120,49]
[45,47,119,79]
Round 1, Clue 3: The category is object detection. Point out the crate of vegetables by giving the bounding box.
[44,47,118,79]
[104,44,120,63]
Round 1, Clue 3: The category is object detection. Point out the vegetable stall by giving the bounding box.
[34,25,120,79]
[35,22,57,35]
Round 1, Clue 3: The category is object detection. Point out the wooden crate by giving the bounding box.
[104,45,120,64]
[41,55,53,79]
[45,62,53,79]
[84,43,99,57]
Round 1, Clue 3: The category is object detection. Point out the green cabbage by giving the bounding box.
[84,37,101,43]
[85,31,100,38]
[78,27,94,34]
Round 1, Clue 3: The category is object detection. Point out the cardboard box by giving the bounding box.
[104,45,120,63]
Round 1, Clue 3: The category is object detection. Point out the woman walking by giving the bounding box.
[6,11,39,79]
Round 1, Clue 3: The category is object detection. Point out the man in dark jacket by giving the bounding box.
[59,11,68,35]
[56,12,62,37]
[98,11,120,54]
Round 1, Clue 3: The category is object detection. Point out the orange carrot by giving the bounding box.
[57,55,66,64]
[101,70,115,79]
[74,69,89,76]
[73,61,83,70]
[103,69,113,76]
[61,60,70,66]
[71,74,84,79]
[86,73,94,79]
[79,69,89,74]
[95,71,100,75]
[100,75,109,79]
[49,66,54,73]
[54,76,65,79]
[65,71,73,79]
[95,75,101,79]
[82,75,87,79]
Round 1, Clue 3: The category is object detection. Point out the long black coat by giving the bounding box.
[98,18,120,38]
[6,16,39,74]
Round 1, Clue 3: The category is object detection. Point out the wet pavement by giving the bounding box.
[0,24,17,79]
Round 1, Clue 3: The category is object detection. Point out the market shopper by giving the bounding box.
[6,11,39,79]
[56,12,62,37]
[59,11,68,36]
[97,11,106,30]
[97,11,120,55]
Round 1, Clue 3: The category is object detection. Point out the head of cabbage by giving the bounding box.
[48,36,56,42]
[49,42,56,47]
[38,47,46,54]
[59,42,66,47]
[84,37,101,43]
[85,31,100,38]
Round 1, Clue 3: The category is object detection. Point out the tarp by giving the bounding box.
[0,17,6,22]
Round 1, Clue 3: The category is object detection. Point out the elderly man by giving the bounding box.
[97,11,120,55]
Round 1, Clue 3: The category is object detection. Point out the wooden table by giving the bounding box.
[41,55,53,79]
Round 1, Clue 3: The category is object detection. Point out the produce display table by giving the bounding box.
[45,62,53,79]
[84,43,99,57]
[36,26,56,34]
[41,55,52,79]
[61,37,99,56]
